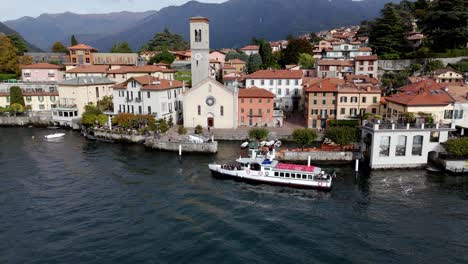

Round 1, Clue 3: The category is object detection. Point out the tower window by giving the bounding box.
[195,29,202,42]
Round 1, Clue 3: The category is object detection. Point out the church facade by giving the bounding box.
[183,17,238,129]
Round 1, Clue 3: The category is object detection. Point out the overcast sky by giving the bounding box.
[1,0,227,21]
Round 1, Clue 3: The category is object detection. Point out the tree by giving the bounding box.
[18,55,33,69]
[259,41,273,68]
[97,96,114,112]
[195,125,203,134]
[444,137,468,157]
[325,127,358,148]
[292,128,317,150]
[225,51,248,62]
[145,28,189,51]
[9,103,24,116]
[110,42,132,53]
[178,125,187,135]
[148,50,176,64]
[247,54,263,73]
[282,37,313,65]
[82,103,107,127]
[248,128,269,141]
[7,35,28,55]
[298,53,315,69]
[420,0,468,51]
[51,42,68,53]
[309,33,322,44]
[0,35,19,74]
[71,35,78,46]
[9,86,25,106]
[424,59,444,73]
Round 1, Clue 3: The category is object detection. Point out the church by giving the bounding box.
[183,17,238,129]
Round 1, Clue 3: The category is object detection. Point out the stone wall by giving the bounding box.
[379,56,468,71]
[93,131,146,144]
[0,113,53,127]
[278,150,354,162]
[439,159,468,173]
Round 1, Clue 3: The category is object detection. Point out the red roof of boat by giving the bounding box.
[275,163,316,172]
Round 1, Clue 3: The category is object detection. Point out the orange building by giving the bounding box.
[238,87,278,127]
[68,44,98,66]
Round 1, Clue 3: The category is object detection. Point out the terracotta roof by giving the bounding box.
[66,65,109,73]
[241,45,259,51]
[223,73,245,81]
[318,60,354,66]
[432,67,462,76]
[223,65,236,69]
[246,70,303,79]
[345,74,379,85]
[210,59,221,64]
[114,76,183,91]
[359,47,372,52]
[190,16,209,23]
[238,87,275,98]
[303,78,345,93]
[408,76,428,83]
[68,43,98,51]
[107,65,175,74]
[337,83,381,94]
[227,58,246,64]
[355,55,378,61]
[398,79,442,92]
[386,88,454,106]
[446,85,468,103]
[21,63,62,70]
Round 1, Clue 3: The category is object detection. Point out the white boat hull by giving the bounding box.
[45,133,65,139]
[209,164,332,190]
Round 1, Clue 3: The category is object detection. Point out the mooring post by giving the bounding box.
[355,159,359,176]
[307,156,311,167]
[179,144,182,156]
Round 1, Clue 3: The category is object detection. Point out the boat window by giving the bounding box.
[274,171,279,176]
[279,172,284,177]
[302,175,307,179]
[291,173,295,178]
[308,175,313,180]
[285,173,290,178]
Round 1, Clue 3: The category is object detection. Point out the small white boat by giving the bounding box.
[188,135,204,143]
[265,140,275,147]
[240,141,249,148]
[44,133,65,139]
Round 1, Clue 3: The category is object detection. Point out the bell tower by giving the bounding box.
[190,17,210,86]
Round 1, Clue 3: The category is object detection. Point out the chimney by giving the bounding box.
[367,86,371,92]
[444,87,449,92]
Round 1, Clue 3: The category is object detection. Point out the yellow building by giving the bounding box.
[336,83,381,119]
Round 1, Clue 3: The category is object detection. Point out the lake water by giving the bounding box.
[0,128,467,264]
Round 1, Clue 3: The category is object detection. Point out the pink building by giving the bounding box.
[238,87,278,127]
[21,63,64,82]
[209,50,226,64]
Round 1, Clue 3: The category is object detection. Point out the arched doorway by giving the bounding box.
[207,112,214,128]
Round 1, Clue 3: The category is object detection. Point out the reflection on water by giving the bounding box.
[0,128,467,264]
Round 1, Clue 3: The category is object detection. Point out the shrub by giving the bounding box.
[248,128,269,141]
[9,86,24,106]
[292,128,317,150]
[195,125,203,134]
[8,103,24,116]
[325,127,358,147]
[112,113,156,129]
[329,119,359,127]
[444,138,468,157]
[178,125,187,135]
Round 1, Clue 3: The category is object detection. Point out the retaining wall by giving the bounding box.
[93,131,146,143]
[278,150,354,161]
[379,56,468,71]
[0,114,53,127]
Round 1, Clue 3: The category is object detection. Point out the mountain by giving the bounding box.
[0,21,41,52]
[4,11,157,51]
[5,0,399,52]
[90,0,399,51]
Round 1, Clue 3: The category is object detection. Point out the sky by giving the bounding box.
[0,0,227,21]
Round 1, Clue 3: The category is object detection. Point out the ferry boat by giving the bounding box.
[208,147,335,190]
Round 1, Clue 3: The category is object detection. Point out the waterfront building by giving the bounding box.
[20,63,64,83]
[106,65,176,83]
[54,77,115,125]
[362,121,454,169]
[112,76,184,123]
[65,65,109,79]
[183,16,238,129]
[303,78,344,129]
[383,80,454,124]
[240,45,259,56]
[336,83,381,120]
[0,90,58,112]
[244,70,303,112]
[238,87,282,127]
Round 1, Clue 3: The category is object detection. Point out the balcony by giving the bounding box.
[273,110,283,117]
[135,98,142,103]
[126,98,133,103]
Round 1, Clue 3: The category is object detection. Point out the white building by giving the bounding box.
[106,65,176,84]
[245,70,303,111]
[354,55,378,79]
[240,45,260,56]
[324,43,372,60]
[113,76,185,123]
[190,17,211,86]
[362,122,454,169]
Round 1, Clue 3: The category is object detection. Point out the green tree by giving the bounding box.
[282,37,313,65]
[247,54,263,73]
[0,35,19,74]
[81,103,107,127]
[178,125,187,135]
[259,41,273,68]
[146,28,189,51]
[368,3,412,57]
[195,125,203,134]
[71,35,78,46]
[450,59,468,73]
[51,41,68,53]
[292,128,318,150]
[225,51,248,62]
[444,137,468,157]
[325,127,358,148]
[7,35,28,55]
[148,50,176,64]
[97,96,114,112]
[9,86,25,106]
[9,103,24,116]
[424,59,444,73]
[420,0,468,51]
[298,53,315,69]
[110,42,132,53]
[248,128,269,141]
